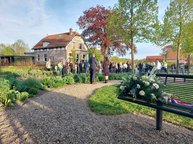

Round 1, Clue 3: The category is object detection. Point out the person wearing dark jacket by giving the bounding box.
[89,53,97,84]
[103,56,110,83]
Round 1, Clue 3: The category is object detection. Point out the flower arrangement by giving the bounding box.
[119,67,172,104]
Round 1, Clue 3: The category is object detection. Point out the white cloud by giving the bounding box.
[0,0,170,57]
[0,0,54,48]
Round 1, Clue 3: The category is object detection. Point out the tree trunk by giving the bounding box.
[176,43,180,74]
[187,54,191,74]
[130,1,134,75]
[131,40,134,74]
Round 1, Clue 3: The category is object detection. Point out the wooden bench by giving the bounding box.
[118,74,193,130]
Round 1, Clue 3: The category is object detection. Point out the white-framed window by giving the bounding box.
[43,41,50,47]
[44,54,47,61]
[37,54,40,61]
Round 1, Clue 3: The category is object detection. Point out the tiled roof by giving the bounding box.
[146,56,163,62]
[33,32,80,49]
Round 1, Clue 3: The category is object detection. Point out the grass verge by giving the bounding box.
[88,85,193,130]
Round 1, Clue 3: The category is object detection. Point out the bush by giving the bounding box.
[64,75,75,84]
[15,78,44,95]
[74,74,82,83]
[96,73,105,81]
[109,73,129,80]
[0,79,16,106]
[16,91,29,101]
[41,76,66,88]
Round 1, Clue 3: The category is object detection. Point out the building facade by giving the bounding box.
[32,29,88,64]
[162,45,187,63]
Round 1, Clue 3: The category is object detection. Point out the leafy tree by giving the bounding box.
[110,56,130,63]
[181,21,193,72]
[88,48,103,62]
[162,0,193,72]
[12,39,29,56]
[1,46,15,56]
[108,0,159,74]
[77,5,130,57]
[0,40,29,56]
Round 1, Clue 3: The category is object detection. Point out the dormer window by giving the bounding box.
[43,41,50,47]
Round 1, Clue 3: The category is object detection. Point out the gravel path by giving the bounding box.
[0,80,193,144]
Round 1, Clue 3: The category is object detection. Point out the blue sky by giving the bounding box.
[0,0,170,59]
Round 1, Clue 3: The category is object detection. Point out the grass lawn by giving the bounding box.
[165,83,193,103]
[88,85,193,130]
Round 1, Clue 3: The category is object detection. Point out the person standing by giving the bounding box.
[46,58,51,71]
[156,60,162,74]
[89,53,97,84]
[162,61,168,73]
[84,60,88,73]
[78,61,83,73]
[57,60,63,76]
[102,56,110,83]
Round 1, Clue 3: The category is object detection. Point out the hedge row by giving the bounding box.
[0,71,129,107]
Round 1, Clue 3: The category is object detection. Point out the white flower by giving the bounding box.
[144,81,150,86]
[136,84,141,89]
[132,76,137,80]
[153,83,159,89]
[120,86,126,91]
[149,77,155,82]
[139,90,145,96]
[141,76,149,81]
[162,92,172,97]
[150,93,157,100]
[163,96,169,103]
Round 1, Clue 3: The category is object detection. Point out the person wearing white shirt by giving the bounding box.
[156,60,162,73]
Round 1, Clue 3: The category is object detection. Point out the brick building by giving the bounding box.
[32,28,88,64]
[162,45,187,63]
[146,56,163,62]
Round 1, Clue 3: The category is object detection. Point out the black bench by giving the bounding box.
[118,74,193,130]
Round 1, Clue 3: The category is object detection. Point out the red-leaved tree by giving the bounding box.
[77,5,131,56]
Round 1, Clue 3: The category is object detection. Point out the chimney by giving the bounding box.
[69,28,73,35]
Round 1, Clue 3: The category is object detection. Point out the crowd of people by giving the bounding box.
[46,56,189,84]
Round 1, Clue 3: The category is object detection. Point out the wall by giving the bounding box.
[33,36,88,64]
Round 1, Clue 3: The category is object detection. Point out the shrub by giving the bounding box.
[64,75,74,84]
[73,73,90,83]
[109,73,129,80]
[81,73,89,83]
[41,76,66,88]
[16,91,29,101]
[74,74,82,83]
[96,73,105,81]
[0,79,16,106]
[15,78,43,95]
